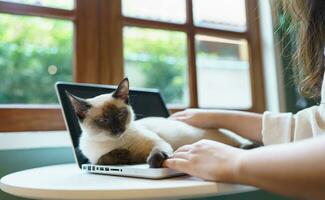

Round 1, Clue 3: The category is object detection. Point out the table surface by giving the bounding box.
[0,164,257,200]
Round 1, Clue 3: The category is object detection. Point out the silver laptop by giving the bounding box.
[55,82,184,179]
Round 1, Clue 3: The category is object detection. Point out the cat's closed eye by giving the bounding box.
[95,118,109,127]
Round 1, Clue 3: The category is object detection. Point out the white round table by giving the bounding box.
[0,164,257,200]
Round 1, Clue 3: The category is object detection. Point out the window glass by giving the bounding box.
[123,27,189,107]
[1,0,74,10]
[195,35,251,109]
[193,0,246,31]
[0,14,73,104]
[122,0,186,24]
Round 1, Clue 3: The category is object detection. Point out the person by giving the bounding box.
[163,0,325,199]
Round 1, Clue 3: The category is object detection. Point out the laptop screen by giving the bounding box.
[55,82,170,168]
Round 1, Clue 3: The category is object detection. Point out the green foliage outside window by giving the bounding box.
[0,14,73,104]
[124,28,188,106]
[0,17,187,105]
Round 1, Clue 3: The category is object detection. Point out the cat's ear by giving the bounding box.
[113,78,129,104]
[66,91,91,121]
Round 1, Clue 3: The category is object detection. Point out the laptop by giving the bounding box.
[55,82,184,179]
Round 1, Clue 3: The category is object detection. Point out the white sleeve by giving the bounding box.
[262,105,325,145]
[262,111,295,145]
[262,72,325,145]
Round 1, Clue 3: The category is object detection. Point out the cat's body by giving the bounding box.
[79,116,242,165]
[68,78,246,168]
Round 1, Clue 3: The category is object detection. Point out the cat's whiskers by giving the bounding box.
[121,134,126,145]
[119,131,128,147]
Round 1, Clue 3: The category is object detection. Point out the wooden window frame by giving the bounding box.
[0,0,265,132]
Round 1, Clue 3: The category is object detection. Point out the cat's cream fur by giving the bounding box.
[69,79,245,167]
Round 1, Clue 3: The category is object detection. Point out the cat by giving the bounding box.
[67,78,248,168]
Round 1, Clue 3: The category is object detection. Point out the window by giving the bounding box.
[193,0,246,31]
[122,0,186,24]
[123,27,189,106]
[121,0,264,110]
[1,0,74,9]
[0,14,73,104]
[0,0,264,132]
[195,35,251,109]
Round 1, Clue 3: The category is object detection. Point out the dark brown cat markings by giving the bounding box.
[97,149,132,165]
[147,149,169,168]
[66,91,91,121]
[94,104,129,136]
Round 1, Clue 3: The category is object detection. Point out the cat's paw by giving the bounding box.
[147,149,169,168]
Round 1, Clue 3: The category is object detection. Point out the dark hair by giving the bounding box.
[274,0,325,98]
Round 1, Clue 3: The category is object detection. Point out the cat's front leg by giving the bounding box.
[147,141,173,168]
[97,148,132,165]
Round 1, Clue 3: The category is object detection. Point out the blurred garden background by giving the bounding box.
[0,0,251,109]
[0,14,73,104]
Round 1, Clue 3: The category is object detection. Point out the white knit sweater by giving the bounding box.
[262,73,325,145]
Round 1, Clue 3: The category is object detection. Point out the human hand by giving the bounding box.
[163,139,244,182]
[169,109,214,129]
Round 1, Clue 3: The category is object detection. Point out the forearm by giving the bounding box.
[204,110,262,142]
[235,137,325,199]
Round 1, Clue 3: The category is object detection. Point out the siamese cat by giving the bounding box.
[67,78,249,168]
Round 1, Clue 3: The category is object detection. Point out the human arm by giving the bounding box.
[170,109,263,142]
[171,105,325,145]
[238,136,325,199]
[163,137,325,199]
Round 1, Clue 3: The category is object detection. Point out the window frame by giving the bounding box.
[0,0,265,132]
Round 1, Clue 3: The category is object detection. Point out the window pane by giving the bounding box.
[0,14,73,104]
[123,27,188,106]
[2,0,74,10]
[196,35,251,109]
[193,0,246,31]
[122,0,186,24]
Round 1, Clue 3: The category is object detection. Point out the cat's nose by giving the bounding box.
[111,127,125,135]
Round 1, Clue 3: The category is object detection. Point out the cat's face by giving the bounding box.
[67,78,134,141]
